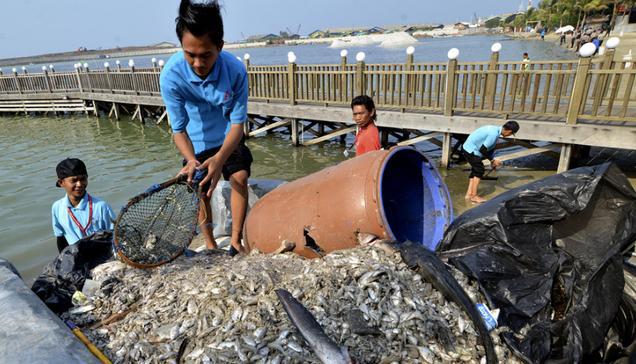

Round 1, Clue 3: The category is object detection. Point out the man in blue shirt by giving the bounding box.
[52,158,115,252]
[160,0,252,255]
[462,121,519,203]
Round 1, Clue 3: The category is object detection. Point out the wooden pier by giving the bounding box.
[0,45,634,172]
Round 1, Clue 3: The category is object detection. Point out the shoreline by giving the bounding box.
[0,31,508,68]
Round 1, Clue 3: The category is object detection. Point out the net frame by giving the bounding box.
[113,174,203,268]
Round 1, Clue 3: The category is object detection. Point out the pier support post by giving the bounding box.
[156,108,168,125]
[130,61,139,96]
[13,69,22,94]
[440,53,458,169]
[592,47,616,111]
[75,67,83,93]
[380,128,389,148]
[444,58,457,117]
[84,66,93,93]
[557,144,572,173]
[105,64,114,93]
[485,45,500,109]
[355,53,366,96]
[43,68,52,94]
[288,55,297,106]
[566,53,592,125]
[291,118,299,146]
[132,105,144,123]
[109,103,120,120]
[405,47,415,108]
[340,51,348,102]
[441,132,452,169]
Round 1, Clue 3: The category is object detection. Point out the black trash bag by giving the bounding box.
[437,163,636,363]
[31,231,114,314]
[593,293,636,363]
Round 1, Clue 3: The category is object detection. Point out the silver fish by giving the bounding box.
[275,289,353,364]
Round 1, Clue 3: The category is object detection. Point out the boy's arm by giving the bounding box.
[174,132,199,183]
[51,204,64,237]
[480,131,499,159]
[56,236,68,252]
[160,74,198,180]
[104,203,116,231]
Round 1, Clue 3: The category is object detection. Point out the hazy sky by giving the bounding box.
[0,0,521,59]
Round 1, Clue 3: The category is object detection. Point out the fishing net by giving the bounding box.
[113,175,202,268]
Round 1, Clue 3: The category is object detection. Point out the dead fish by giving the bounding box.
[356,233,378,246]
[176,338,188,363]
[144,233,157,250]
[275,289,353,364]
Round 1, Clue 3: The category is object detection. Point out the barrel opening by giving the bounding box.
[379,148,449,250]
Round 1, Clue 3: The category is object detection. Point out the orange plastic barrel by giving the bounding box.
[243,147,452,258]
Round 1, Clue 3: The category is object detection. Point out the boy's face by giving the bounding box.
[182,31,224,78]
[352,105,374,127]
[59,175,88,200]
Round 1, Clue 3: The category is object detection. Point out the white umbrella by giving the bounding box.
[556,25,575,34]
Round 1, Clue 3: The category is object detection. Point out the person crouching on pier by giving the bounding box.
[52,158,115,253]
[351,95,381,156]
[462,121,520,204]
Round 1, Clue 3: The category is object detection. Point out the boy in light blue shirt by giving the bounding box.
[160,0,252,256]
[51,158,115,252]
[462,121,519,203]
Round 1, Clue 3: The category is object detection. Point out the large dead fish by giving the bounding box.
[275,289,353,364]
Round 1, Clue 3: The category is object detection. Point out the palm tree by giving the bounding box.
[582,0,608,27]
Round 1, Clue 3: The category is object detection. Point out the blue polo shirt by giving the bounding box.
[463,125,502,158]
[160,50,248,154]
[51,193,115,245]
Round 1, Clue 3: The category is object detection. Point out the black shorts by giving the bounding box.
[462,150,485,179]
[184,139,253,183]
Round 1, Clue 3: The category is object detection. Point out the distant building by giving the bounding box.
[308,30,328,39]
[152,41,177,48]
[246,34,281,43]
[454,22,470,30]
[322,26,370,37]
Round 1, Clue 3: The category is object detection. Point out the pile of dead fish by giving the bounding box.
[63,245,522,363]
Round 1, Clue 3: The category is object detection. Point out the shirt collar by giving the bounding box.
[186,53,222,84]
[360,121,376,130]
[66,192,89,210]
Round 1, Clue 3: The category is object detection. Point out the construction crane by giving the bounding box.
[285,24,302,37]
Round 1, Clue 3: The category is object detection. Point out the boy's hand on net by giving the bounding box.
[179,160,201,183]
[198,157,222,197]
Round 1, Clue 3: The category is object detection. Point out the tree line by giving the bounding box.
[485,0,635,32]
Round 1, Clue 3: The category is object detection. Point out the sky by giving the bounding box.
[0,0,522,59]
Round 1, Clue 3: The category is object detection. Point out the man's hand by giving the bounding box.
[491,159,503,170]
[198,156,223,197]
[179,159,201,183]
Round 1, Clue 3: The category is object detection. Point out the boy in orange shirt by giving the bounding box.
[351,95,381,156]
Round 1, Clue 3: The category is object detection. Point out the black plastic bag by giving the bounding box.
[437,163,636,363]
[31,231,114,314]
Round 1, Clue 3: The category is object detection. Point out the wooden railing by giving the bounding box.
[0,50,634,123]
